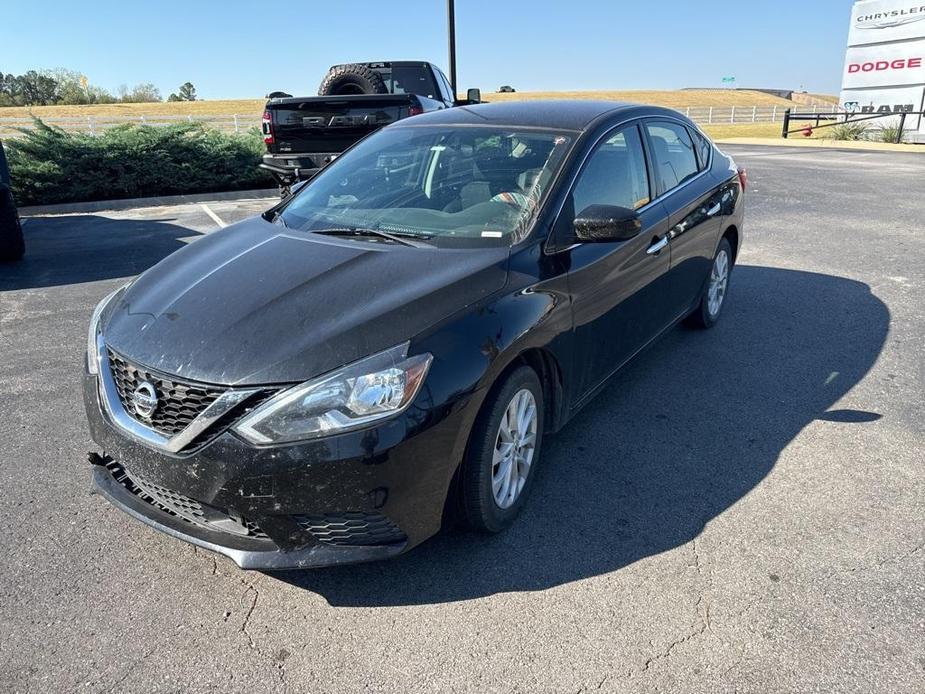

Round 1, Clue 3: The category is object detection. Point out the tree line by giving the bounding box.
[0,68,197,107]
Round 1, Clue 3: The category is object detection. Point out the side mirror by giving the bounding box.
[466,88,481,104]
[573,204,642,242]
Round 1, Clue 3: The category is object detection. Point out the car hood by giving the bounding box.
[102,217,509,385]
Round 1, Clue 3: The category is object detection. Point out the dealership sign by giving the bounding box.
[842,0,925,138]
[843,39,925,88]
[849,1,925,43]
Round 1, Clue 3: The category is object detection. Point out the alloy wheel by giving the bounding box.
[707,249,730,318]
[491,388,538,509]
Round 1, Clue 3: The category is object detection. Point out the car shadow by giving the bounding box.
[269,265,889,605]
[0,215,198,291]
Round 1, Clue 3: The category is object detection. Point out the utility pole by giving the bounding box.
[447,0,457,98]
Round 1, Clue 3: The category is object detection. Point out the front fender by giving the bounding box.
[411,241,573,468]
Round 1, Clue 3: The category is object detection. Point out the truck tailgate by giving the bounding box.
[268,94,416,154]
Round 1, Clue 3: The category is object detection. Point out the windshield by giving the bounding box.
[278,125,574,248]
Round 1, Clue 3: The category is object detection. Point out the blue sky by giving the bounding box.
[1,0,854,98]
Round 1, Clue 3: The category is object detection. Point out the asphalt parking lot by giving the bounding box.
[1,146,923,693]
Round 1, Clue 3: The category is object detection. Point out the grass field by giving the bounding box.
[701,123,782,139]
[0,100,267,119]
[0,89,825,120]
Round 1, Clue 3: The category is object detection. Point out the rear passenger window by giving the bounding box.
[690,128,713,170]
[645,122,699,193]
[571,126,651,215]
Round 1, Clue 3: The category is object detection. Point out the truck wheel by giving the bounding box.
[317,64,388,96]
[0,185,24,262]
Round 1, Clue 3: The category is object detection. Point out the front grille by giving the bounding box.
[108,349,226,436]
[294,513,406,547]
[102,457,267,539]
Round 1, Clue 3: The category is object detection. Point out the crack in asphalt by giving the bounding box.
[692,537,716,638]
[97,642,160,694]
[574,674,609,693]
[241,584,259,649]
[236,581,291,685]
[613,538,717,684]
[639,621,709,675]
[821,539,925,588]
[192,545,219,575]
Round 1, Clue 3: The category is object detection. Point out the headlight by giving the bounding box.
[233,343,433,444]
[86,286,125,375]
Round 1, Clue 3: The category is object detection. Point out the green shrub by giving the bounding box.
[875,124,905,144]
[7,118,273,206]
[828,122,869,141]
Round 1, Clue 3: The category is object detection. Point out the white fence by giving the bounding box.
[0,105,843,138]
[684,105,840,124]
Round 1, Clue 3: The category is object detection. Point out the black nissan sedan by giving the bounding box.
[84,101,745,569]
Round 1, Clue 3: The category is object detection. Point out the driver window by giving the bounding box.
[435,69,454,102]
[571,126,651,216]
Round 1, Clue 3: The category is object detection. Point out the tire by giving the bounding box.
[461,365,544,533]
[686,237,733,329]
[0,185,24,263]
[317,64,388,96]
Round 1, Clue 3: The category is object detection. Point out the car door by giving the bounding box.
[642,120,726,320]
[557,123,673,403]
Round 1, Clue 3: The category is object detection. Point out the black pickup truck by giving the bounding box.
[260,61,479,195]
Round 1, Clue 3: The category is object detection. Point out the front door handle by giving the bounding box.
[646,236,669,256]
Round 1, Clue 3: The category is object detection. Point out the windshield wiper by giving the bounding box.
[312,227,432,248]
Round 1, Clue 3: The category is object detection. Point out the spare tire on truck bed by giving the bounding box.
[318,64,388,96]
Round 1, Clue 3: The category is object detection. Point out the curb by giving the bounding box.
[19,188,278,216]
[715,137,925,153]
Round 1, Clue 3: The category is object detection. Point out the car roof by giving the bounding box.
[395,100,684,132]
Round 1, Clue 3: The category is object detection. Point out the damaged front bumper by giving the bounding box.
[89,453,406,569]
[84,368,470,570]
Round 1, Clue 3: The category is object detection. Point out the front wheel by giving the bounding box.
[461,366,544,533]
[686,237,733,329]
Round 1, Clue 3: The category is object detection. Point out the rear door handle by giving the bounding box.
[646,236,669,255]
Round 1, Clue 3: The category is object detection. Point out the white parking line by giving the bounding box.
[200,204,226,229]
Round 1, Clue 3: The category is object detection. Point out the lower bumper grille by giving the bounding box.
[102,457,267,539]
[294,513,406,547]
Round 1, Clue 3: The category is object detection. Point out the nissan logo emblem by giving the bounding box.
[132,381,158,419]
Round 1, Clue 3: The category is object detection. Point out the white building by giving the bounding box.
[840,0,925,142]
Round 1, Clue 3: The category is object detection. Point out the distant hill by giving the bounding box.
[482,89,811,107]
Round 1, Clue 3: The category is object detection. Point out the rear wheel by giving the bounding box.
[461,366,544,532]
[686,237,732,329]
